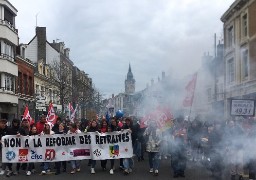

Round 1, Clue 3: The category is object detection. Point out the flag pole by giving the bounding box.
[188,73,198,120]
[69,103,71,120]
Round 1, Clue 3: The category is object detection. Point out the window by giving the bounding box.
[41,86,45,97]
[18,72,22,93]
[4,74,14,92]
[242,49,249,79]
[227,26,234,48]
[29,77,33,95]
[242,14,248,37]
[21,47,25,59]
[39,64,43,74]
[35,84,40,95]
[227,58,235,83]
[3,42,14,60]
[23,74,27,94]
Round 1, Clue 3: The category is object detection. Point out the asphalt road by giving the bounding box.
[0,157,245,180]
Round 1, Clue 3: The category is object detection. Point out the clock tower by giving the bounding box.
[125,64,135,94]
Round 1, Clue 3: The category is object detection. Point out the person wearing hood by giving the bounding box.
[40,122,54,175]
[144,120,162,176]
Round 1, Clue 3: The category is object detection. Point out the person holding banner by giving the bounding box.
[122,117,134,175]
[40,122,55,175]
[108,117,121,175]
[144,120,162,176]
[0,119,9,176]
[6,118,22,177]
[55,123,67,175]
[99,119,109,171]
[68,123,82,174]
[26,125,38,176]
[87,120,100,174]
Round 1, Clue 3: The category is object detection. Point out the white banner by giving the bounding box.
[1,130,132,163]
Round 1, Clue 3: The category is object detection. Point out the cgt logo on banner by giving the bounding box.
[18,149,28,162]
[45,149,56,161]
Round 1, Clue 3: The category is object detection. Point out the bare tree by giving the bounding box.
[50,59,73,113]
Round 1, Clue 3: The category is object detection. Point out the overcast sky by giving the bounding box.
[11,0,234,98]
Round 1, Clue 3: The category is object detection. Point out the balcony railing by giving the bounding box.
[0,53,15,62]
[0,20,18,33]
[0,87,15,93]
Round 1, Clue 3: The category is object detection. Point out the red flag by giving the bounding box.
[140,106,173,131]
[183,73,197,107]
[22,105,34,125]
[46,103,57,124]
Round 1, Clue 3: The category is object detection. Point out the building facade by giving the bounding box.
[221,0,256,118]
[0,0,18,121]
[26,27,61,120]
[16,44,35,119]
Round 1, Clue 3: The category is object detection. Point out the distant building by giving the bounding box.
[0,0,18,121]
[125,64,135,94]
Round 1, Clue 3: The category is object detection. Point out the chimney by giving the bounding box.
[36,27,46,63]
[112,94,114,98]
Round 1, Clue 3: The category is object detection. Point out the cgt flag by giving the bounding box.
[46,103,57,124]
[22,105,34,125]
[183,73,197,107]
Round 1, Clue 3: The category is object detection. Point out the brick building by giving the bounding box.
[16,44,35,119]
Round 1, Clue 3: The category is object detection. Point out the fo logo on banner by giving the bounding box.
[18,149,28,162]
[45,149,56,161]
[109,145,119,157]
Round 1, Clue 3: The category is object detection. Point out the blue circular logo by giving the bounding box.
[6,151,16,161]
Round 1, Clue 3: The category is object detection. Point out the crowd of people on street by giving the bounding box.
[1,114,256,180]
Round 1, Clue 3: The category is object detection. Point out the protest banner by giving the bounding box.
[2,130,132,163]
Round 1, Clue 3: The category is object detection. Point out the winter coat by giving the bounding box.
[144,127,162,152]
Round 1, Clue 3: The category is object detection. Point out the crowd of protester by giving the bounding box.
[0,114,256,180]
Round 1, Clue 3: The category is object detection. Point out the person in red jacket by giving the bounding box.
[36,115,47,134]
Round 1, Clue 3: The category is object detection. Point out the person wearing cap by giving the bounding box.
[36,115,47,134]
[0,119,9,176]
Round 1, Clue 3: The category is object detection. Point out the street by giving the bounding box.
[1,157,241,180]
